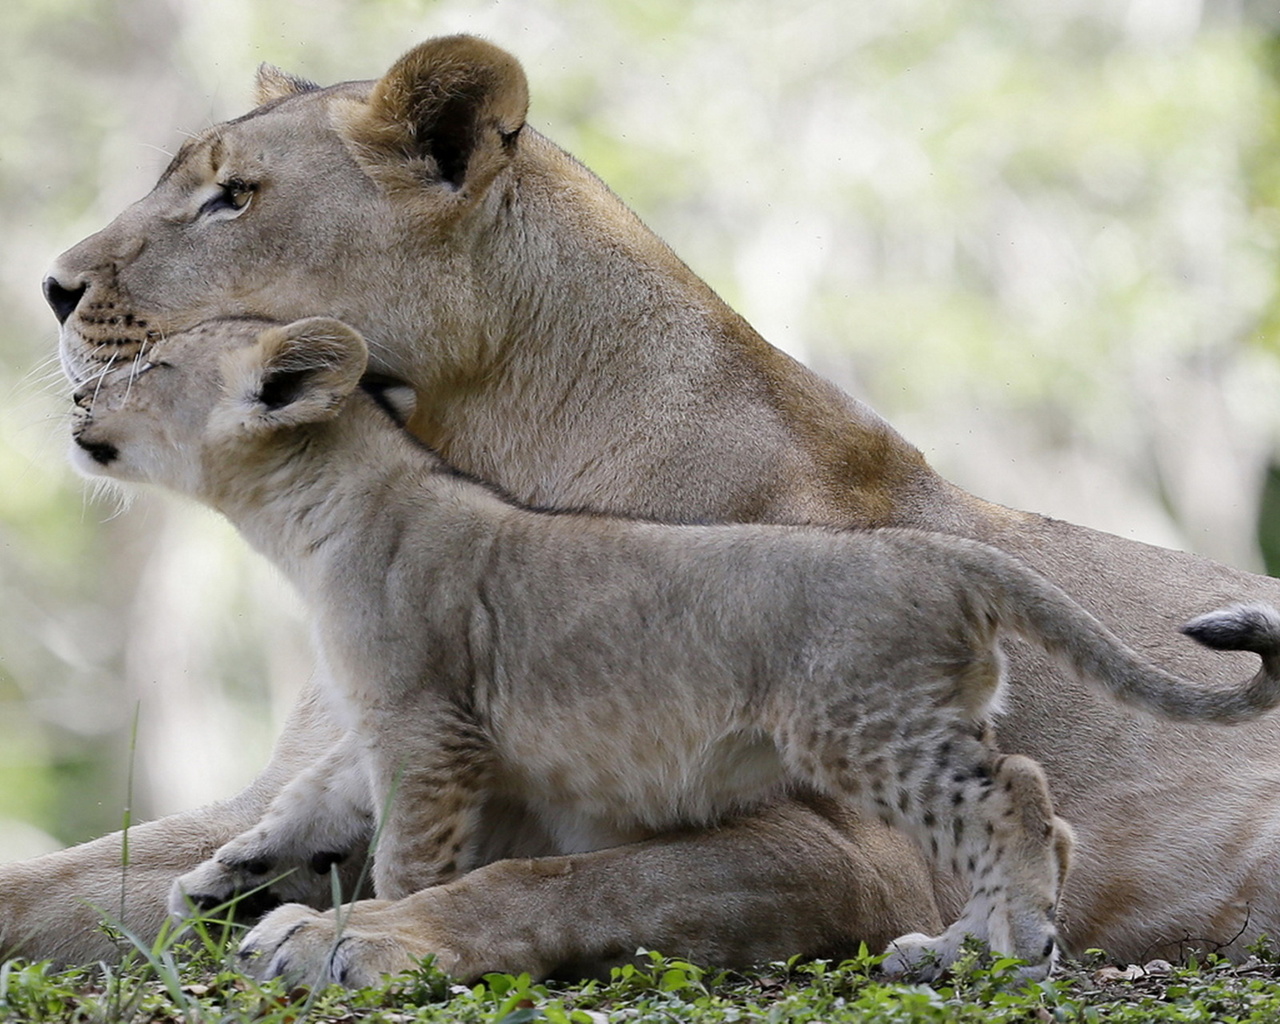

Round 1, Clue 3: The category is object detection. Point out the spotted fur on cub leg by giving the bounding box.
[871,751,1069,981]
[360,697,496,900]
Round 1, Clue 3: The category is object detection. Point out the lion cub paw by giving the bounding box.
[880,927,1055,982]
[880,931,964,981]
[168,843,350,922]
[169,858,275,921]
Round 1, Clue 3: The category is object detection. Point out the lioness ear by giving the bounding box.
[221,318,368,432]
[336,35,528,199]
[255,63,320,106]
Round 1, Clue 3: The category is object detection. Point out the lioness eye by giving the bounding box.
[198,177,255,218]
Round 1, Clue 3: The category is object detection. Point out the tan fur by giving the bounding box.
[25,35,1280,981]
[254,63,319,106]
[67,317,1280,980]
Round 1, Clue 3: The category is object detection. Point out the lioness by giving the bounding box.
[24,35,1280,984]
[66,314,1280,982]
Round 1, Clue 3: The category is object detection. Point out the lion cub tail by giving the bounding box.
[1011,584,1280,725]
[1171,604,1280,721]
[936,534,1280,725]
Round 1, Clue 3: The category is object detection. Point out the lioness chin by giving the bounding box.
[68,315,1280,984]
[22,34,1280,983]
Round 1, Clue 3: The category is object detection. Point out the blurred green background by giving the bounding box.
[5,0,1280,860]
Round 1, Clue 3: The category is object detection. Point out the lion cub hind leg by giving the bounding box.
[876,751,1071,982]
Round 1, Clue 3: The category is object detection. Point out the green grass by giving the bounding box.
[5,936,1280,1023]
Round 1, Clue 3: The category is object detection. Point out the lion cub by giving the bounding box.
[70,317,1280,981]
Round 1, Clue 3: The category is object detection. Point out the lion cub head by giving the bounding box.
[70,318,380,504]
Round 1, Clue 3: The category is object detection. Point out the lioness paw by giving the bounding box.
[238,903,424,988]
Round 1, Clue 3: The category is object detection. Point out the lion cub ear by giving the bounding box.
[219,318,369,433]
[335,34,528,201]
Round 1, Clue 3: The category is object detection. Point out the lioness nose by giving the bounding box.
[43,276,87,324]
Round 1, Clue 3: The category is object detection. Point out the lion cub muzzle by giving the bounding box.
[72,433,120,467]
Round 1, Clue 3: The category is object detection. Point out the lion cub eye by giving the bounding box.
[198,177,255,220]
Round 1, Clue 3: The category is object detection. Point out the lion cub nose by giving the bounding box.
[43,275,87,324]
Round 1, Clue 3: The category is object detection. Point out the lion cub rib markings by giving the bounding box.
[69,316,1280,980]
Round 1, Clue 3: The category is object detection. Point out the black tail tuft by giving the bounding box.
[1182,603,1280,655]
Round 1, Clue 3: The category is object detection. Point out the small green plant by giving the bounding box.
[8,937,1280,1022]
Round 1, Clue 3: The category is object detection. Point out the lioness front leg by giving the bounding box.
[878,752,1073,981]
[237,797,942,986]
[169,731,374,920]
[0,682,345,964]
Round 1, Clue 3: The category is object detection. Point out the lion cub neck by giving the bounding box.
[207,396,497,599]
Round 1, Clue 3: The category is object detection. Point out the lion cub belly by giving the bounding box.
[495,722,787,852]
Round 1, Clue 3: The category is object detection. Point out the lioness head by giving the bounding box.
[48,33,932,527]
[70,317,371,502]
[47,35,529,396]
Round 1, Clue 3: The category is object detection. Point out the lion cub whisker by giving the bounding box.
[69,315,1280,981]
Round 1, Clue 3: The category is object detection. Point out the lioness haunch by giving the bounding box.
[69,316,1280,981]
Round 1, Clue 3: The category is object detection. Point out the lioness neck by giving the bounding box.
[405,129,1004,536]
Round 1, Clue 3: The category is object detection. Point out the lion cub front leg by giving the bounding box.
[361,703,495,900]
[880,751,1073,981]
[169,732,374,920]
